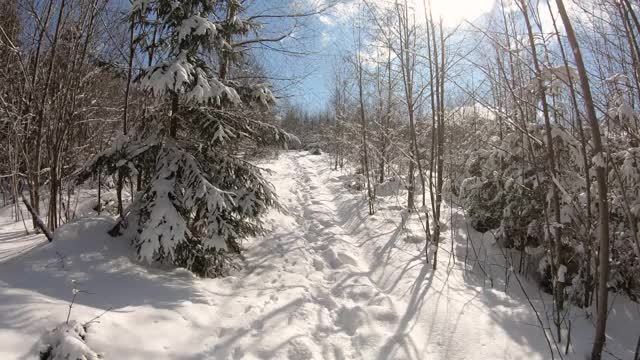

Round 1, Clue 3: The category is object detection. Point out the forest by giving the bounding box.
[0,0,639,359]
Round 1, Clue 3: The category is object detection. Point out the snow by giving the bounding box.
[374,176,401,197]
[558,264,568,283]
[606,73,629,85]
[251,84,277,107]
[525,245,545,256]
[177,15,218,43]
[592,152,606,168]
[140,53,241,104]
[38,320,103,360]
[1,151,639,359]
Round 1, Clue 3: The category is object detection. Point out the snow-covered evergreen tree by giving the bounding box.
[77,0,293,277]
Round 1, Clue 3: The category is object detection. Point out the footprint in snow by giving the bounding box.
[312,258,324,271]
[335,306,367,336]
[251,319,264,331]
[286,337,316,360]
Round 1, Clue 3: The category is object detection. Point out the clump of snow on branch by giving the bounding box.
[251,84,277,107]
[178,15,219,43]
[140,53,240,105]
[38,321,103,360]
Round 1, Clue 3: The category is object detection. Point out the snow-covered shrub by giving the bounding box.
[455,119,598,298]
[459,128,546,241]
[375,176,401,197]
[455,100,640,304]
[606,147,640,300]
[346,174,366,192]
[38,321,102,360]
[460,175,504,234]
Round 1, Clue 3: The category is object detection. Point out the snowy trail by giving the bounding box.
[226,151,549,360]
[286,152,412,359]
[243,151,572,360]
[1,151,638,359]
[204,152,413,359]
[272,152,548,360]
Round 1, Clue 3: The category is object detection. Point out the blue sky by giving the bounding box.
[256,0,499,112]
[252,1,358,113]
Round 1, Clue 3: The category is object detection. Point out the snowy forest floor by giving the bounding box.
[1,151,639,359]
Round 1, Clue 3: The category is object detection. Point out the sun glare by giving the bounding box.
[407,0,496,25]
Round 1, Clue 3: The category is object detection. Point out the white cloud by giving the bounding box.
[366,0,496,27]
[325,2,359,25]
[318,14,335,26]
[315,0,496,31]
[426,0,495,25]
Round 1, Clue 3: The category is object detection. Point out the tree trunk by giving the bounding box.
[116,17,136,218]
[521,0,565,322]
[22,191,53,242]
[407,157,415,210]
[545,0,595,307]
[554,1,611,358]
[32,0,66,231]
[356,38,374,215]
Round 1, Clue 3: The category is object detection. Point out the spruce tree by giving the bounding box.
[78,0,292,277]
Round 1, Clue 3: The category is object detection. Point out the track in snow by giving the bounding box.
[290,152,410,359]
[205,152,411,360]
[219,151,550,360]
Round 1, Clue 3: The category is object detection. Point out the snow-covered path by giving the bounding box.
[202,151,553,360]
[257,152,550,360]
[1,151,638,359]
[202,151,413,359]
